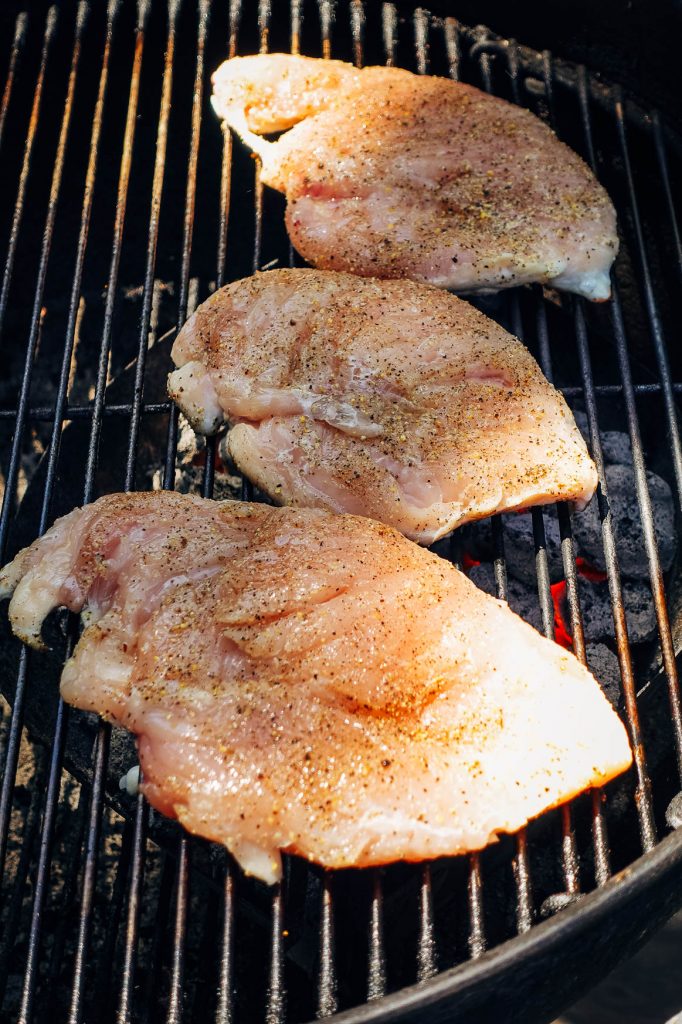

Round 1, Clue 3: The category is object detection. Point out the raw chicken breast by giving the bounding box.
[168,270,598,544]
[0,492,631,884]
[211,54,618,300]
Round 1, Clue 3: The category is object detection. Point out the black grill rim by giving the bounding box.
[326,830,682,1024]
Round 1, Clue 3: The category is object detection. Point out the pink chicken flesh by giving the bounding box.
[0,492,631,884]
[211,54,618,300]
[168,270,598,544]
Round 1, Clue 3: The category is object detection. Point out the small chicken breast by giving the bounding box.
[0,492,631,884]
[212,54,618,300]
[168,270,597,544]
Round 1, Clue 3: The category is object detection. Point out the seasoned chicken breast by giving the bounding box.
[212,54,618,300]
[168,270,598,544]
[0,492,631,884]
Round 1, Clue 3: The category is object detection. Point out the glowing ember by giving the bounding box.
[551,558,609,648]
[464,547,612,651]
[575,556,607,583]
[550,580,573,649]
[462,551,481,572]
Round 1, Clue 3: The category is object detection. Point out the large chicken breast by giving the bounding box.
[168,270,597,544]
[0,492,631,884]
[212,54,618,300]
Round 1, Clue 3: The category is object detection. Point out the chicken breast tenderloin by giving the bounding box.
[0,492,631,884]
[168,270,598,545]
[211,54,618,300]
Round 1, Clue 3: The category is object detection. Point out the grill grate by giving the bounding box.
[1,2,682,1022]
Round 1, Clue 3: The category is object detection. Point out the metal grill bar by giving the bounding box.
[168,839,190,1024]
[309,0,362,1002]
[68,711,109,1024]
[64,6,168,1021]
[612,96,682,781]
[487,512,535,931]
[0,3,72,558]
[570,65,659,852]
[39,0,119,532]
[83,0,148,504]
[248,0,266,426]
[506,38,607,895]
[534,284,611,884]
[32,6,120,991]
[216,865,236,1024]
[406,8,440,980]
[443,16,460,80]
[0,571,27,875]
[0,0,117,981]
[318,0,335,60]
[382,3,397,67]
[591,75,682,805]
[112,3,201,1020]
[416,864,436,981]
[471,40,537,938]
[228,0,242,59]
[93,816,133,1008]
[0,381,680,422]
[162,4,212,1018]
[180,0,209,326]
[290,0,303,55]
[0,402,168,419]
[118,794,148,1024]
[414,7,428,75]
[217,126,233,288]
[609,283,682,780]
[144,855,177,1015]
[211,10,240,1014]
[367,872,386,1001]
[4,2,145,1018]
[125,0,177,493]
[0,747,46,1010]
[317,871,338,1017]
[435,15,490,962]
[267,883,286,1023]
[350,0,364,68]
[0,7,57,346]
[258,0,271,53]
[615,102,682,512]
[0,12,28,151]
[17,699,69,1023]
[652,113,682,282]
[0,6,106,1019]
[575,297,656,848]
[211,7,242,1012]
[466,853,485,959]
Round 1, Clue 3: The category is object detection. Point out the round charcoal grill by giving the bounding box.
[1,2,682,1023]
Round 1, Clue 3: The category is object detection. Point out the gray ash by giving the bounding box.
[149,415,242,500]
[573,464,675,580]
[573,410,633,466]
[560,576,657,645]
[468,562,544,633]
[498,508,564,587]
[466,464,674,587]
[586,643,622,707]
[463,415,676,711]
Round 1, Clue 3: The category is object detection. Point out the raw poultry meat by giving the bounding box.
[0,491,631,883]
[211,54,618,300]
[168,270,598,544]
